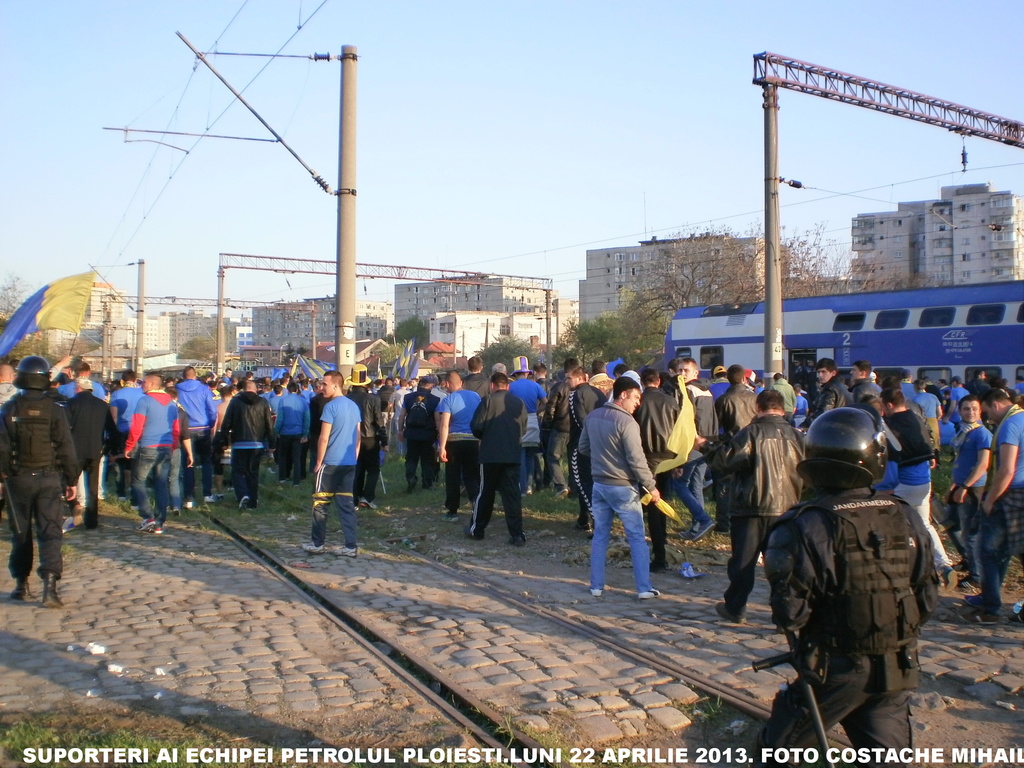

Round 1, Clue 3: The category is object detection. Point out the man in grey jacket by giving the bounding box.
[581,376,662,599]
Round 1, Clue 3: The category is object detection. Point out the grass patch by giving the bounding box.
[0,713,267,767]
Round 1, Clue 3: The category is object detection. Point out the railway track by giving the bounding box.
[204,512,569,768]
[203,511,856,757]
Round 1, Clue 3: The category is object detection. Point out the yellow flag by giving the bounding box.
[640,492,683,523]
[654,375,697,475]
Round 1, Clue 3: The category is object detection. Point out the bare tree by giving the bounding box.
[0,272,29,321]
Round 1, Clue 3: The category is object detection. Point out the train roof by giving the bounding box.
[671,280,1024,320]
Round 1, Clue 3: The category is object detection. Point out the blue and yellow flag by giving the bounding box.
[296,355,330,379]
[654,375,697,475]
[391,338,417,379]
[0,271,95,357]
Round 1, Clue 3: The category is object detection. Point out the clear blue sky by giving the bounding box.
[3,1,1022,313]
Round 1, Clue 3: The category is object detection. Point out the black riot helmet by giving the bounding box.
[14,355,52,391]
[798,407,887,490]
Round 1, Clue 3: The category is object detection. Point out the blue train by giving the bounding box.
[665,281,1024,384]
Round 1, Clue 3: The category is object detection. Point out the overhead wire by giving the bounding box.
[448,161,1024,271]
[95,0,332,292]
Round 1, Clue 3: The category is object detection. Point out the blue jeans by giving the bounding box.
[168,447,183,511]
[520,446,541,494]
[590,483,653,594]
[311,464,358,549]
[671,458,712,527]
[132,446,171,524]
[184,428,213,500]
[978,500,1014,614]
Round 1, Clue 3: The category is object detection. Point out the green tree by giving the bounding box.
[180,335,217,361]
[559,309,665,371]
[394,316,429,346]
[479,337,535,374]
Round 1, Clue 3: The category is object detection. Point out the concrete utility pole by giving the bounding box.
[335,45,358,375]
[762,85,783,377]
[135,259,146,374]
[216,265,226,375]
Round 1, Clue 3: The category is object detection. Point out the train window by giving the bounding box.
[1017,303,1024,323]
[674,346,692,359]
[1017,366,1024,383]
[918,368,951,385]
[701,303,758,317]
[832,313,865,331]
[699,346,724,371]
[874,310,909,329]
[966,304,1005,325]
[966,366,1001,383]
[919,307,955,327]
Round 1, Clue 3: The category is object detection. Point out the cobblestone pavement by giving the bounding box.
[257,513,1024,752]
[2,509,1022,755]
[0,517,464,747]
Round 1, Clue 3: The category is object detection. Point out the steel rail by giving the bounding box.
[407,553,855,750]
[202,512,571,768]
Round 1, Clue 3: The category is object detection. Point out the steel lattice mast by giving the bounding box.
[215,252,555,373]
[753,52,1024,378]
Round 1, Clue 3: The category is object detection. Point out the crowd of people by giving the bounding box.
[1,352,1022,614]
[2,348,1022,760]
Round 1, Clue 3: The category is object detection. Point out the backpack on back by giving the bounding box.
[406,395,431,430]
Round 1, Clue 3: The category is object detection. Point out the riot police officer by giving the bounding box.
[0,356,79,608]
[758,407,938,764]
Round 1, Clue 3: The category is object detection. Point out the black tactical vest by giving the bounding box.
[804,494,922,655]
[4,395,58,472]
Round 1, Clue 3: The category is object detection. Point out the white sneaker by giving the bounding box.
[638,589,661,600]
[334,546,358,558]
[238,496,250,510]
[301,542,325,554]
[590,588,603,597]
[203,495,218,503]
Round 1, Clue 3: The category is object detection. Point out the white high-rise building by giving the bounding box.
[394,276,552,326]
[851,183,1024,288]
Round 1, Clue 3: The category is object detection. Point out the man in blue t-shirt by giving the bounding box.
[946,395,992,589]
[942,377,971,431]
[303,371,362,557]
[967,389,1024,622]
[437,371,482,521]
[109,370,146,502]
[509,357,547,495]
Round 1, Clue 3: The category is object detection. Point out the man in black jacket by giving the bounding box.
[541,358,576,498]
[805,357,853,426]
[67,377,117,529]
[215,380,275,510]
[712,364,758,533]
[346,365,386,509]
[467,372,527,545]
[634,368,678,572]
[708,389,804,623]
[400,375,440,492]
[461,356,490,399]
[568,366,607,532]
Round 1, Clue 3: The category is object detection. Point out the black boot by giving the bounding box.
[9,578,31,601]
[41,574,63,609]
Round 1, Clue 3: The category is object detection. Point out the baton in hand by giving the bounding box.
[752,632,835,768]
[2,480,22,537]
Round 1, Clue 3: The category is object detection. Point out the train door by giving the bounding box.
[788,349,817,397]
